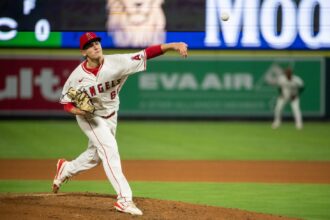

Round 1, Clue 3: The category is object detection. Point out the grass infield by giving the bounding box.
[0,120,329,160]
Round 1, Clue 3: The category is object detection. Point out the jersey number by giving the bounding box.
[110,91,116,100]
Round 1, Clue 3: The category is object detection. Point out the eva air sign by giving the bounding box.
[204,0,330,49]
[139,72,253,91]
[120,57,324,117]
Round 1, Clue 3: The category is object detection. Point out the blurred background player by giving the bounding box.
[265,66,304,130]
[52,32,188,216]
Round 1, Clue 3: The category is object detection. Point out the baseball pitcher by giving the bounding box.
[52,32,188,216]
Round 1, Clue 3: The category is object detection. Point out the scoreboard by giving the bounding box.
[0,0,329,49]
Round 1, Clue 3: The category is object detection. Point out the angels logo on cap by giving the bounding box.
[80,32,102,50]
[86,33,93,40]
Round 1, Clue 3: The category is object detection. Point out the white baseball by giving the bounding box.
[221,12,230,21]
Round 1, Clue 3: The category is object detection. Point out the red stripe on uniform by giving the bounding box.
[87,120,124,199]
[55,159,65,179]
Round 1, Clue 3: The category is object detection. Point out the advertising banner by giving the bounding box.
[0,56,325,117]
[0,57,80,116]
[119,57,325,117]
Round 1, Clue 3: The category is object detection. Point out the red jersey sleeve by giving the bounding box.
[63,102,75,113]
[145,45,164,60]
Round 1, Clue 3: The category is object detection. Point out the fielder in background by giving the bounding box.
[265,65,304,130]
[52,32,188,216]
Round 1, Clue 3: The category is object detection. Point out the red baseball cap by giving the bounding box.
[79,32,101,50]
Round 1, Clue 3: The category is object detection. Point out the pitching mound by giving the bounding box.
[0,193,298,220]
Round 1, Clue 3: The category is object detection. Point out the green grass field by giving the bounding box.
[0,120,329,220]
[0,120,329,160]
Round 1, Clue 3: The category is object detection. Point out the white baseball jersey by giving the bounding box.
[60,50,146,116]
[57,50,147,203]
[276,74,304,100]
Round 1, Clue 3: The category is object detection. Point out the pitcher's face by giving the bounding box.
[82,41,103,60]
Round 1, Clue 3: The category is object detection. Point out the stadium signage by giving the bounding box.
[0,17,50,42]
[205,0,330,49]
[0,57,79,114]
[139,73,253,91]
[0,68,61,101]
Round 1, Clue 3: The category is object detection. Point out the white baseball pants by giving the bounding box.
[61,113,132,203]
[273,97,303,129]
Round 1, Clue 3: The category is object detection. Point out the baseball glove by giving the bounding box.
[66,87,95,113]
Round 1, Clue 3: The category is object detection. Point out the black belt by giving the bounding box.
[101,111,115,119]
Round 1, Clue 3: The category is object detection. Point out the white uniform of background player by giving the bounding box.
[265,64,304,130]
[52,32,188,216]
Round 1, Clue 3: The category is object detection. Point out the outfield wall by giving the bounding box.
[0,50,329,119]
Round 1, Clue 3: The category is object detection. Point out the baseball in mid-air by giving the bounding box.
[221,12,230,21]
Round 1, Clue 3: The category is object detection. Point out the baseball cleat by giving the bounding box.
[114,201,143,215]
[52,158,68,193]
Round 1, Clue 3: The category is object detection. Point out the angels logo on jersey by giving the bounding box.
[86,79,122,97]
[131,54,141,61]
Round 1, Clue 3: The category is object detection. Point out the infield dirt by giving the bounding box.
[0,193,300,220]
[0,159,330,183]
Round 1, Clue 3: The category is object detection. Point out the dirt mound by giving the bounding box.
[0,193,298,220]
